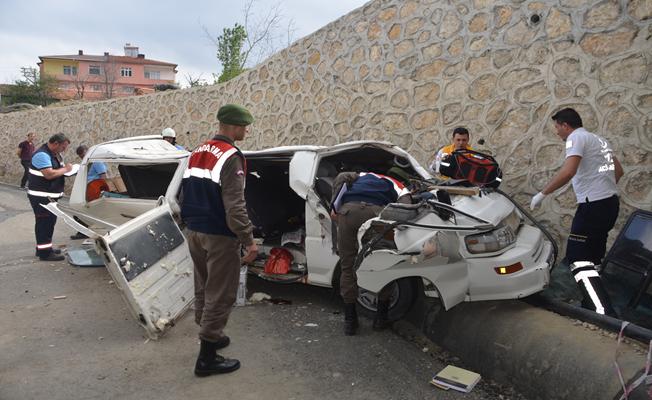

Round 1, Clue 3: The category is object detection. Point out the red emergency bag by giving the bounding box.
[439,149,502,188]
[263,248,293,274]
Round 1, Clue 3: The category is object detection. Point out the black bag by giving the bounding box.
[439,149,502,188]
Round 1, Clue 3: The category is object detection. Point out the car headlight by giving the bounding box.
[464,210,520,254]
[502,209,522,235]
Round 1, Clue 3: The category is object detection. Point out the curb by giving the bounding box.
[404,297,649,400]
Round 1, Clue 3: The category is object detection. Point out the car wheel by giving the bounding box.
[356,278,419,321]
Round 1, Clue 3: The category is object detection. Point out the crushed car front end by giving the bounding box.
[356,189,555,310]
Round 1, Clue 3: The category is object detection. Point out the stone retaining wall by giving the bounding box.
[1,0,650,250]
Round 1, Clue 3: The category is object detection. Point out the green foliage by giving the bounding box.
[216,23,247,83]
[5,67,57,106]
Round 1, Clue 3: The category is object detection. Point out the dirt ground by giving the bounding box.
[0,184,526,400]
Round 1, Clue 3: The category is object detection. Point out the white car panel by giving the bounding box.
[97,204,194,339]
[303,191,339,286]
[357,257,470,310]
[86,135,188,160]
[289,151,318,199]
[42,203,103,238]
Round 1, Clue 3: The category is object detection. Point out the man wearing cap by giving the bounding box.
[180,104,258,377]
[161,127,185,150]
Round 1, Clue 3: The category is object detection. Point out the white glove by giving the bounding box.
[530,192,546,210]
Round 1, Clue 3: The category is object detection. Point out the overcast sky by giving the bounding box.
[0,0,368,86]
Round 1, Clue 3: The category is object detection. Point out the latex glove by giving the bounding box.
[530,192,546,210]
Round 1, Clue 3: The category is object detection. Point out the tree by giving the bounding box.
[5,67,57,106]
[216,23,247,83]
[204,0,295,83]
[73,72,90,99]
[101,57,119,99]
[185,73,208,87]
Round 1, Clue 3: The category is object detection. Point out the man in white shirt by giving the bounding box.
[531,108,623,265]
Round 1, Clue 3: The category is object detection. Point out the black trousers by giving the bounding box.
[28,195,58,258]
[20,160,30,188]
[566,195,619,265]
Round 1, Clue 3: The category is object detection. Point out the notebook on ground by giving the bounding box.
[430,365,481,393]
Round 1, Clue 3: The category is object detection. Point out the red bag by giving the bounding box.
[439,149,503,188]
[263,248,293,274]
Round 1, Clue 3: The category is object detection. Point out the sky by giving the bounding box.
[0,0,369,87]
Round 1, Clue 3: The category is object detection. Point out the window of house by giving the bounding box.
[144,70,160,79]
[63,66,77,75]
[59,83,70,89]
[89,65,101,75]
[121,86,134,93]
[120,67,132,77]
[91,84,102,91]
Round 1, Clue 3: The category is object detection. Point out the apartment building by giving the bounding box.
[38,43,177,100]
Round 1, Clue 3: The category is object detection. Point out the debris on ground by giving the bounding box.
[249,292,272,302]
[53,296,67,300]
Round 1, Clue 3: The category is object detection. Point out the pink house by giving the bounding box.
[38,43,178,101]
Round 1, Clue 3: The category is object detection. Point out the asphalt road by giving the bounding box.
[0,184,527,400]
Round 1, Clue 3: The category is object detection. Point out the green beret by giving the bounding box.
[217,104,254,126]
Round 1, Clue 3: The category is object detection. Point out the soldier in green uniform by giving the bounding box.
[181,104,258,377]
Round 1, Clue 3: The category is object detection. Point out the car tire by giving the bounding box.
[356,277,419,321]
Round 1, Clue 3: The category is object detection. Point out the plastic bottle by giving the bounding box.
[235,265,248,306]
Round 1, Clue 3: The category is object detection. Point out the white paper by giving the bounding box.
[332,184,348,213]
[64,163,80,177]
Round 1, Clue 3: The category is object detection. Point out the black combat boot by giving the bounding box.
[344,303,358,336]
[194,339,240,377]
[372,300,391,331]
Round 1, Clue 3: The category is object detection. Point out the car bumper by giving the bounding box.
[465,224,553,301]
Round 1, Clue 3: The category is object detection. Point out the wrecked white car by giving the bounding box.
[47,136,555,338]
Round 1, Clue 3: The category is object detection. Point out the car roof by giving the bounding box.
[88,137,402,161]
[243,140,395,156]
[87,135,188,160]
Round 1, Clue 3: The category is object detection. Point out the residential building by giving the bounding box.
[38,43,177,100]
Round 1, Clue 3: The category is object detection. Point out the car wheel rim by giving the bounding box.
[357,282,400,312]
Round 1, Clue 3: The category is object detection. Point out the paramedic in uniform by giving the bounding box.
[429,126,472,174]
[180,104,257,377]
[27,133,72,261]
[531,108,623,315]
[330,171,411,335]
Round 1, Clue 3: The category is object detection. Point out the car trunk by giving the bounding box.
[72,161,179,232]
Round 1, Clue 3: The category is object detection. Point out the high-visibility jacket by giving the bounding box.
[27,144,65,199]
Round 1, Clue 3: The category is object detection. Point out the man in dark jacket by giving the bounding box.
[181,104,258,377]
[17,132,36,188]
[330,171,411,335]
[27,133,72,261]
